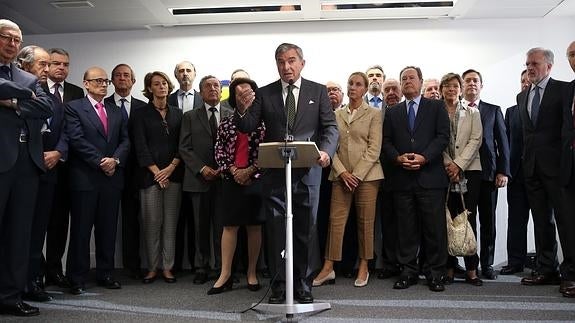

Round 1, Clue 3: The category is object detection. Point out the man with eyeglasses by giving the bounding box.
[64,67,130,295]
[104,64,147,280]
[0,19,53,317]
[44,47,85,290]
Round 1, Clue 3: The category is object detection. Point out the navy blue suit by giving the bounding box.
[65,96,130,286]
[104,95,147,274]
[0,64,52,305]
[475,100,510,270]
[382,96,450,280]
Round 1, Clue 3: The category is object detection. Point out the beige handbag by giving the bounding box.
[446,188,477,257]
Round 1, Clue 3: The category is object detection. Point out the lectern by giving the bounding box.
[254,141,331,318]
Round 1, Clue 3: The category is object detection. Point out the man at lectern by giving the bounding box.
[234,43,338,304]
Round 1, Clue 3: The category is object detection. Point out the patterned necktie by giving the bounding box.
[96,102,108,135]
[530,85,541,125]
[53,83,63,103]
[0,65,11,80]
[209,107,218,142]
[120,98,128,120]
[286,84,296,129]
[371,96,381,108]
[408,100,416,132]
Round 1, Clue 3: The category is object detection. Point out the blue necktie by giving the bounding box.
[408,100,416,131]
[530,85,540,125]
[370,96,381,107]
[120,98,128,121]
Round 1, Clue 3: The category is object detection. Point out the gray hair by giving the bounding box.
[16,45,41,68]
[48,48,70,58]
[527,47,554,65]
[173,61,196,78]
[275,43,304,60]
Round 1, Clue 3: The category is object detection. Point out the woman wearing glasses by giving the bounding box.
[132,71,183,284]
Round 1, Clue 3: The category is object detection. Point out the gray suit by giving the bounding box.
[179,104,233,271]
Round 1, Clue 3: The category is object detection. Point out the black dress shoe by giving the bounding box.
[393,276,418,289]
[163,276,177,283]
[499,265,524,275]
[45,272,70,288]
[23,287,54,302]
[465,276,483,286]
[70,285,86,295]
[454,264,466,275]
[268,290,286,304]
[207,278,233,295]
[247,282,261,291]
[560,280,575,293]
[521,273,561,285]
[193,272,209,285]
[377,268,400,280]
[142,275,157,284]
[97,277,122,289]
[563,286,575,298]
[428,278,445,292]
[481,266,498,280]
[295,290,314,304]
[0,301,39,317]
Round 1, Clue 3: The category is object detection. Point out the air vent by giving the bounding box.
[322,1,454,10]
[50,1,95,9]
[171,5,301,15]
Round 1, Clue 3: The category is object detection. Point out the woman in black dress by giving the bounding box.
[208,78,265,295]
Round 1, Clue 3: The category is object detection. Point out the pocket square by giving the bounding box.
[308,100,315,104]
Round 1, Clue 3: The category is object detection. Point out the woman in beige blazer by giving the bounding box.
[440,73,483,286]
[313,72,383,287]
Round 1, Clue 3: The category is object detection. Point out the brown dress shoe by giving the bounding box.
[521,273,561,285]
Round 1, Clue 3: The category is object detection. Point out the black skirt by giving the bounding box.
[220,177,265,226]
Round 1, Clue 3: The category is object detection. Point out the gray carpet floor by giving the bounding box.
[3,270,575,322]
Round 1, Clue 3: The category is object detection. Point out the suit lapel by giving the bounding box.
[517,89,533,129]
[294,79,310,128]
[412,98,425,133]
[197,106,212,136]
[350,103,369,124]
[83,98,107,139]
[397,101,409,133]
[271,81,286,124]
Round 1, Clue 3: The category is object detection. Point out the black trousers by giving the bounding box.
[506,169,534,267]
[174,193,195,271]
[477,180,498,268]
[0,144,40,304]
[394,188,447,280]
[121,184,141,272]
[27,179,57,289]
[45,164,70,276]
[66,187,121,285]
[189,183,222,272]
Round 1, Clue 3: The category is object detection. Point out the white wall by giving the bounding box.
[28,16,574,267]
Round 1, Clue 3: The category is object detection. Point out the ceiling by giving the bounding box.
[1,0,574,35]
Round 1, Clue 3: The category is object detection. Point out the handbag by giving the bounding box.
[445,188,477,257]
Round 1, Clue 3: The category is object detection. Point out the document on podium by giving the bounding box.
[257,141,320,169]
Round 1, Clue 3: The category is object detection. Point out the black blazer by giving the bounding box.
[235,78,338,186]
[382,97,450,190]
[477,100,510,181]
[40,92,69,184]
[561,80,575,186]
[0,64,53,173]
[517,78,568,178]
[168,89,203,110]
[62,81,84,103]
[504,105,523,181]
[65,96,130,191]
[132,103,184,189]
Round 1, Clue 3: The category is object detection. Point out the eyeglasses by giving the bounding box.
[85,78,112,86]
[327,87,341,93]
[0,33,22,45]
[161,119,170,136]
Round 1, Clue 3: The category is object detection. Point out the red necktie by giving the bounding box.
[96,102,108,135]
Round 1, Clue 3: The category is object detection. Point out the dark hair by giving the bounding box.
[111,63,135,82]
[462,69,483,83]
[228,78,258,109]
[142,71,174,100]
[439,72,463,93]
[400,66,423,81]
[199,75,219,92]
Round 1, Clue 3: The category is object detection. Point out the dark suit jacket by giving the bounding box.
[561,80,575,186]
[504,105,523,181]
[517,78,567,178]
[40,92,69,184]
[235,78,339,186]
[477,100,510,181]
[168,89,203,110]
[0,64,53,173]
[62,81,84,103]
[179,104,233,192]
[65,96,130,191]
[382,97,450,190]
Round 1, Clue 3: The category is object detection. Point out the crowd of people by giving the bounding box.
[1,17,575,317]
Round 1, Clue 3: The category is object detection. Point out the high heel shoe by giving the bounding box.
[312,270,336,287]
[207,278,233,295]
[354,272,369,287]
[247,282,261,291]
